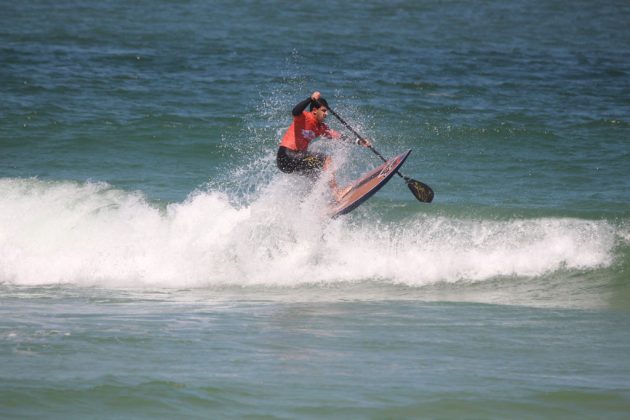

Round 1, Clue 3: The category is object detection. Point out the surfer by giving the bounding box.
[276,91,371,200]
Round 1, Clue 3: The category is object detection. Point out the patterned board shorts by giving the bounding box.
[276,146,327,178]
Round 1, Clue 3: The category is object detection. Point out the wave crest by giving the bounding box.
[0,178,617,288]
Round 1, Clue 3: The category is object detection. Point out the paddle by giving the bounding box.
[325,105,434,203]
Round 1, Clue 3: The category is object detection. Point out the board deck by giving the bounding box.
[328,150,411,218]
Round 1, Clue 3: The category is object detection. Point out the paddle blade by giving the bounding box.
[405,177,434,203]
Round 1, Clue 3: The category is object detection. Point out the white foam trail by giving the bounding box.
[0,177,617,288]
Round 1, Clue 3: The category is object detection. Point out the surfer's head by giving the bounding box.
[310,97,329,123]
[310,97,329,111]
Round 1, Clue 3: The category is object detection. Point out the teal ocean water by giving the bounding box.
[2,0,630,418]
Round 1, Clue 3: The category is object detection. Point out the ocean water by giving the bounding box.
[2,0,630,418]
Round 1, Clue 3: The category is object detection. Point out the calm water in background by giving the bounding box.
[2,0,630,418]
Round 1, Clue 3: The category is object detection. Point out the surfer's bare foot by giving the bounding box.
[333,185,352,201]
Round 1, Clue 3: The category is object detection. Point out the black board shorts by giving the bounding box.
[276,146,326,178]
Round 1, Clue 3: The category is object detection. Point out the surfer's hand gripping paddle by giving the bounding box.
[324,104,435,203]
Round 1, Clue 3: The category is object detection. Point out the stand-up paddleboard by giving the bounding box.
[329,150,411,218]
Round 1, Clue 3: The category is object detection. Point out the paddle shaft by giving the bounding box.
[326,107,408,181]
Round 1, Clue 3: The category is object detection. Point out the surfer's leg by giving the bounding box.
[323,155,337,188]
[276,146,297,173]
[279,149,348,198]
[323,156,350,201]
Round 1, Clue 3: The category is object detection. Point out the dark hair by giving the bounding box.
[310,97,329,111]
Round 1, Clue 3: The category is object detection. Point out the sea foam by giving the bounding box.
[0,177,617,288]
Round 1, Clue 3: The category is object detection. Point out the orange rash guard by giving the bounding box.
[279,111,341,151]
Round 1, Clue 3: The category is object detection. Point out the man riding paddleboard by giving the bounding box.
[276,91,371,200]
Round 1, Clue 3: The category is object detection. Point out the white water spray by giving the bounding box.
[0,177,616,288]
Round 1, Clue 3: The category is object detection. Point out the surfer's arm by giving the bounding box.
[292,92,321,116]
[334,132,372,147]
[323,125,361,143]
[324,127,343,140]
[292,97,314,116]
